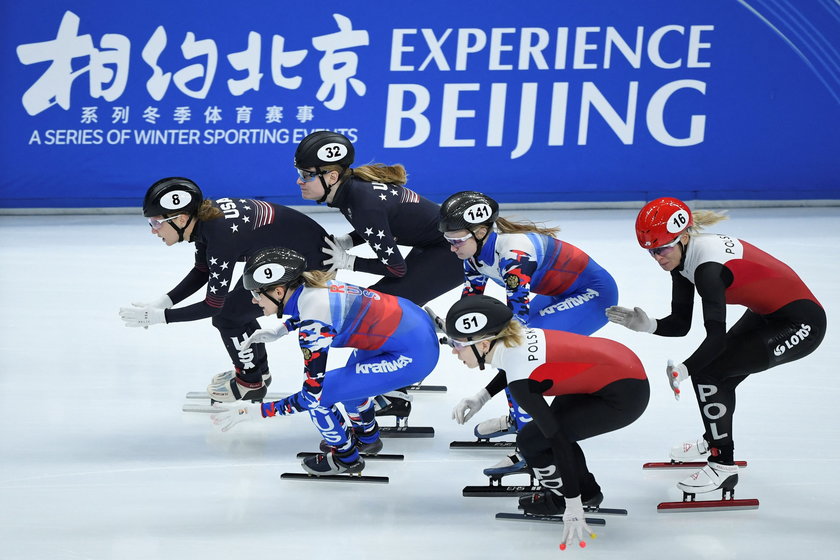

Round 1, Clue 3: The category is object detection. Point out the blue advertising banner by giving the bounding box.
[1,0,839,209]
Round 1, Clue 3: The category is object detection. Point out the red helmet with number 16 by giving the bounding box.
[635,197,693,249]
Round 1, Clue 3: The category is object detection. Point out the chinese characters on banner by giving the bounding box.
[17,10,368,132]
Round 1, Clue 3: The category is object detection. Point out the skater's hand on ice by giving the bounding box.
[210,403,263,432]
[605,306,656,333]
[666,360,689,400]
[560,495,596,550]
[242,325,289,350]
[323,235,356,272]
[119,305,166,328]
[451,389,491,424]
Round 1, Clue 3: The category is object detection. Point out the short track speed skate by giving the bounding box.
[374,392,434,438]
[657,461,758,512]
[182,391,288,414]
[657,490,759,512]
[495,512,608,525]
[406,382,447,393]
[183,370,282,412]
[498,490,626,524]
[281,452,389,484]
[450,439,516,449]
[450,415,516,449]
[185,391,288,401]
[280,472,389,484]
[378,419,434,438]
[645,437,747,469]
[517,491,627,516]
[463,454,537,497]
[463,464,539,497]
[643,460,748,469]
[296,451,404,461]
[182,391,285,414]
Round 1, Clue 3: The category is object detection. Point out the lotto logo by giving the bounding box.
[773,323,812,357]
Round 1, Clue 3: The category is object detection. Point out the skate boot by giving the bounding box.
[301,450,366,476]
[320,436,384,455]
[677,460,739,494]
[518,490,604,516]
[210,368,272,388]
[206,372,267,403]
[669,436,710,462]
[374,390,412,418]
[483,452,528,477]
[474,414,516,439]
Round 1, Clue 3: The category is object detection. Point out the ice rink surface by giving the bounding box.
[1,206,838,560]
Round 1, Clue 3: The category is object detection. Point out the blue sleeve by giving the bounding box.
[462,259,487,297]
[499,250,538,325]
[260,319,336,416]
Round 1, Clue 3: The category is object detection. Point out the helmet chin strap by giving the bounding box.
[264,282,303,318]
[470,339,498,370]
[470,226,491,258]
[260,289,286,318]
[315,168,345,205]
[170,214,195,243]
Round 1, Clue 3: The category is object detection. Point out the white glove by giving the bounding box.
[131,294,173,309]
[666,360,689,401]
[210,403,263,432]
[323,235,356,272]
[605,305,656,333]
[561,495,596,550]
[451,388,492,424]
[119,305,166,328]
[332,233,355,251]
[241,325,289,350]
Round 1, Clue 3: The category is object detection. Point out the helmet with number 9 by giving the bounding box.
[635,197,694,249]
[143,177,203,218]
[445,295,513,342]
[294,131,355,170]
[438,191,500,233]
[243,247,307,293]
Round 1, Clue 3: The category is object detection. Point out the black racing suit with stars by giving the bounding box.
[161,198,329,384]
[327,174,464,306]
[654,233,826,463]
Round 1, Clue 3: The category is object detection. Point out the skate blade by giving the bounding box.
[280,472,389,484]
[495,512,607,525]
[406,385,447,393]
[185,391,288,401]
[643,460,748,469]
[182,403,230,413]
[379,426,434,438]
[450,440,516,449]
[657,498,759,512]
[296,451,404,461]
[463,484,541,497]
